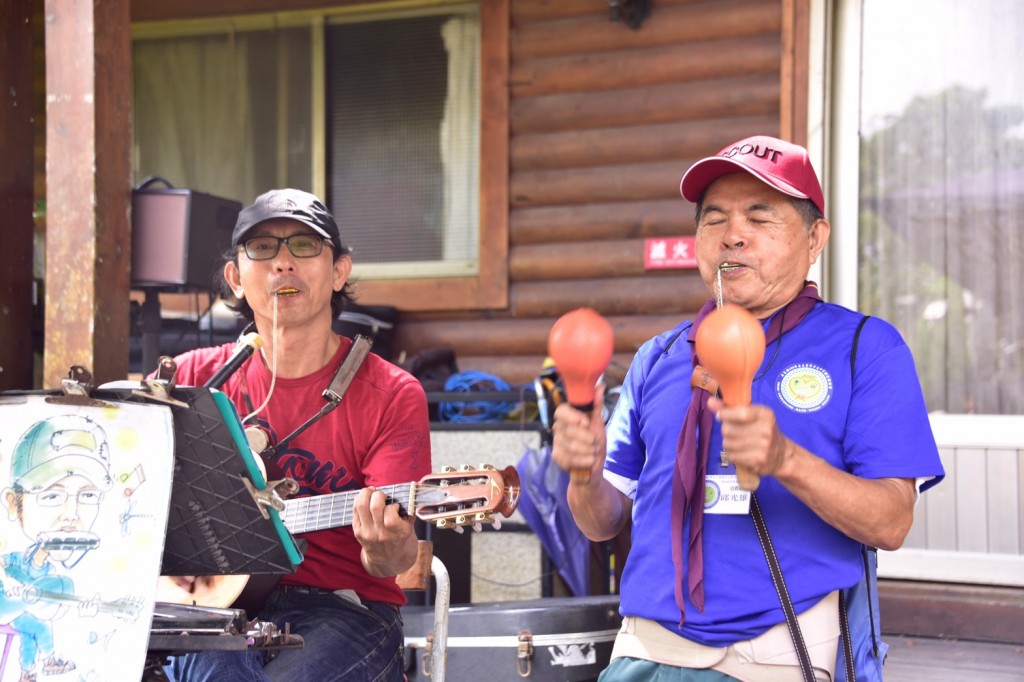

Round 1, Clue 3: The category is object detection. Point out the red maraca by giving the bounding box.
[695,304,766,491]
[548,308,614,484]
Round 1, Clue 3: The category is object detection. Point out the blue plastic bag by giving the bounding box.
[515,444,590,597]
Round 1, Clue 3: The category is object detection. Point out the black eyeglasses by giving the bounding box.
[242,234,332,261]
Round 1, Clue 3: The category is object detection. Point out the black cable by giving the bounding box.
[134,175,175,191]
[754,304,788,382]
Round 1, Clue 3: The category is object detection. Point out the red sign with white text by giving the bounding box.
[644,237,697,270]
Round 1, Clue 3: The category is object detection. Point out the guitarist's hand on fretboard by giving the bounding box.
[78,594,100,618]
[352,487,420,578]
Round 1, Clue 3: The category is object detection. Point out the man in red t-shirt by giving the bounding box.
[165,189,431,682]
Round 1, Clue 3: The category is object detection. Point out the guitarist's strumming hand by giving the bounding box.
[167,575,218,595]
[352,487,419,578]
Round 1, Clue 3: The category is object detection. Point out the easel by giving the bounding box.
[0,365,304,680]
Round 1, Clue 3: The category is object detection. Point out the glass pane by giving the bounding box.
[326,12,479,268]
[132,27,312,205]
[858,0,1024,414]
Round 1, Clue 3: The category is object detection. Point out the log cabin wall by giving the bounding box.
[391,0,789,386]
[30,0,800,386]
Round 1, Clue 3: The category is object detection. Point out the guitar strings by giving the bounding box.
[280,483,500,531]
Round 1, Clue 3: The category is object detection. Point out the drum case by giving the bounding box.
[403,595,621,682]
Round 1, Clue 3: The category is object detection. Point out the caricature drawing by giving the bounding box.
[0,395,174,682]
[0,415,114,682]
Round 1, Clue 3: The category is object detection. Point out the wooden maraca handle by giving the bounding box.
[736,466,760,491]
[570,399,595,484]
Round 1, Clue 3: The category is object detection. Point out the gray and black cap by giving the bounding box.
[231,188,344,252]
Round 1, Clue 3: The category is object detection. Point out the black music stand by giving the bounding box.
[156,386,300,576]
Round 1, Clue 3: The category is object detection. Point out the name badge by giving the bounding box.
[704,475,751,515]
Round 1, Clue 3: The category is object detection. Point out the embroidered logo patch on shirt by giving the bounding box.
[776,364,832,412]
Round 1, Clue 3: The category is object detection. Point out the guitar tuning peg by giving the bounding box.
[451,524,465,535]
[482,463,495,470]
[459,464,473,471]
[436,518,450,529]
[471,522,483,533]
[441,465,455,472]
[456,514,468,525]
[473,512,488,522]
[491,517,502,531]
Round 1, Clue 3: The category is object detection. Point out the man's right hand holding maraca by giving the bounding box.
[551,384,631,542]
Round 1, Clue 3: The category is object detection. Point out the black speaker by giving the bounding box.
[131,188,242,291]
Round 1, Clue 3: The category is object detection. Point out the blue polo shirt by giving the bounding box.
[606,302,944,646]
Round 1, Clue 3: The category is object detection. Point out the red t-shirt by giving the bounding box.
[172,336,431,605]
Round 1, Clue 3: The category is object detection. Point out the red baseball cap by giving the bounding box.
[679,135,825,214]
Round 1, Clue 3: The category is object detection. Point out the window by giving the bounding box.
[327,14,478,277]
[133,26,313,203]
[832,0,1024,415]
[131,1,508,311]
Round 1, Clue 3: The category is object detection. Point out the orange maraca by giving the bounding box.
[548,308,615,484]
[695,304,766,491]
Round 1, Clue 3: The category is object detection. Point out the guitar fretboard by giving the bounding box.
[280,483,417,534]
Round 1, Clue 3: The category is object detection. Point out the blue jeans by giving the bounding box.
[164,586,405,682]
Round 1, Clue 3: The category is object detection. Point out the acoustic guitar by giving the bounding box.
[8,573,144,622]
[156,464,521,612]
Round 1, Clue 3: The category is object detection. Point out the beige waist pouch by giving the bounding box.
[611,590,840,682]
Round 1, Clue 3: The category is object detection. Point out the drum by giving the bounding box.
[404,595,622,682]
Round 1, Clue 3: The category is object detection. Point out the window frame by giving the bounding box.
[131,0,509,313]
[826,0,862,311]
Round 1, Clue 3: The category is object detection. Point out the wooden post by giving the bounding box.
[44,0,132,387]
[0,0,37,391]
[780,0,811,145]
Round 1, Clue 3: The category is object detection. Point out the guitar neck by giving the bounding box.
[32,590,139,619]
[280,483,416,534]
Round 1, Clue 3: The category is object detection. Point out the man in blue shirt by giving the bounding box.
[551,135,945,682]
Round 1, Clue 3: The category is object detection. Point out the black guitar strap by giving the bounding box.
[262,335,373,459]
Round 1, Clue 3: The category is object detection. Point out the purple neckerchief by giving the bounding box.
[671,282,822,625]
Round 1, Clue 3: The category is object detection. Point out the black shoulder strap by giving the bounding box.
[850,315,870,376]
[750,496,817,682]
[647,324,689,377]
[663,325,688,355]
[841,314,880,679]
